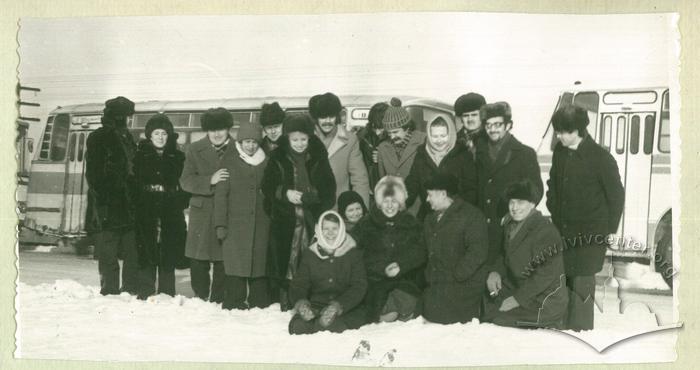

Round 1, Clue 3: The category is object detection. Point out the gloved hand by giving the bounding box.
[294,299,315,321]
[216,226,227,241]
[319,301,343,328]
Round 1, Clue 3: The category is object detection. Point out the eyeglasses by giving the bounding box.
[485,121,509,129]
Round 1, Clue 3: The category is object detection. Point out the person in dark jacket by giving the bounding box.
[484,180,568,329]
[546,106,624,331]
[179,108,233,303]
[288,211,367,334]
[475,102,543,271]
[262,114,337,311]
[85,96,139,295]
[337,190,367,233]
[353,176,427,323]
[422,173,489,324]
[356,101,389,192]
[260,102,285,154]
[215,121,271,310]
[133,114,189,299]
[454,92,488,159]
[405,117,477,221]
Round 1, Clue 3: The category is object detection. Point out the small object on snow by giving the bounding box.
[378,349,397,367]
[352,340,371,361]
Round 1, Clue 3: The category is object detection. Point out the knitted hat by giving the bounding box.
[480,101,512,124]
[504,179,541,204]
[374,175,408,210]
[201,107,234,131]
[309,92,342,119]
[283,114,315,136]
[424,173,459,198]
[144,113,176,140]
[337,190,367,218]
[260,102,285,127]
[237,121,263,142]
[454,93,486,116]
[103,96,135,118]
[382,105,412,131]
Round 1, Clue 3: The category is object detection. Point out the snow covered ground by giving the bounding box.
[14,252,679,366]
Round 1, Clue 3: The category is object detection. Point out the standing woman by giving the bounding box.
[214,122,271,310]
[134,114,189,299]
[262,114,337,310]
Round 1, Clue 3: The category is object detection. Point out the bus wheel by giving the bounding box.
[654,212,673,289]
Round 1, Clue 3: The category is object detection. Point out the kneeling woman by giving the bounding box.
[483,180,568,329]
[288,211,367,334]
[353,176,427,323]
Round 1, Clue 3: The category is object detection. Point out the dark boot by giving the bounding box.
[279,288,291,312]
[190,259,211,300]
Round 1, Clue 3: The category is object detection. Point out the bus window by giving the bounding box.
[659,91,670,153]
[50,114,70,161]
[67,134,77,162]
[643,114,655,154]
[615,116,626,155]
[600,116,612,150]
[39,116,55,160]
[629,116,640,154]
[133,113,190,128]
[231,112,252,127]
[78,133,86,162]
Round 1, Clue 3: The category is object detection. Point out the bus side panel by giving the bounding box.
[648,153,671,250]
[23,163,66,236]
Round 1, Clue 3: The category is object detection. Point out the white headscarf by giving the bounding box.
[310,210,358,258]
[235,141,266,166]
[425,117,457,166]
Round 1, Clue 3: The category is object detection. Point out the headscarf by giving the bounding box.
[310,210,356,258]
[425,117,457,167]
[235,141,266,166]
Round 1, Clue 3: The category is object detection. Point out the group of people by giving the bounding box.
[84,91,624,334]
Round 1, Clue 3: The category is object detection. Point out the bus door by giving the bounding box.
[61,130,89,235]
[623,112,656,248]
[599,112,628,237]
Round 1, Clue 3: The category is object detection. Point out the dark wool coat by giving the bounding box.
[475,134,543,267]
[456,127,488,160]
[405,144,478,221]
[352,209,427,322]
[261,135,337,280]
[356,127,385,192]
[546,135,625,276]
[133,140,189,269]
[422,198,489,324]
[214,147,270,277]
[179,137,229,261]
[85,122,137,232]
[261,136,280,155]
[485,211,568,328]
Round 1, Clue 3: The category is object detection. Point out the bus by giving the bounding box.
[19,95,455,252]
[16,119,34,223]
[536,87,673,286]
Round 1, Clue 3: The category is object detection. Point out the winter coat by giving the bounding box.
[546,135,625,276]
[475,133,543,267]
[179,136,229,261]
[316,125,371,209]
[133,140,189,269]
[486,210,569,328]
[85,121,137,232]
[352,209,427,321]
[214,147,270,277]
[261,135,337,280]
[456,127,487,161]
[422,198,489,324]
[377,130,426,179]
[405,144,478,221]
[356,126,385,192]
[261,136,280,155]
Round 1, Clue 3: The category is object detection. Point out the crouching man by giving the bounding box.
[483,180,568,329]
[422,173,489,324]
[288,211,367,334]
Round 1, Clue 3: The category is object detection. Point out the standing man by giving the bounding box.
[546,106,624,331]
[85,96,139,295]
[356,101,389,192]
[377,102,426,180]
[475,102,543,274]
[260,102,285,154]
[422,173,489,324]
[310,92,370,208]
[179,107,232,303]
[454,92,487,158]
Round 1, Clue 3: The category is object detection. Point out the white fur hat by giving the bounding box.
[374,175,408,210]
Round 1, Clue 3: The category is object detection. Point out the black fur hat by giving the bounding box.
[145,113,175,139]
[454,93,486,116]
[201,107,233,131]
[103,96,135,118]
[424,173,459,197]
[504,179,541,204]
[283,114,315,136]
[260,102,285,127]
[309,92,342,119]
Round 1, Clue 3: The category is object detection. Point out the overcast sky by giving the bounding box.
[17,12,677,147]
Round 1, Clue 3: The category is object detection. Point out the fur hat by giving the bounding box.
[382,105,412,131]
[374,175,408,210]
[309,92,342,119]
[103,96,135,118]
[504,179,541,204]
[283,114,315,136]
[201,107,233,131]
[480,101,512,124]
[454,93,486,116]
[260,102,285,127]
[144,113,177,141]
[337,190,367,218]
[424,173,459,197]
[237,121,263,142]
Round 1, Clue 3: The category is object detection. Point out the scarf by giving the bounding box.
[235,141,266,166]
[425,119,457,167]
[393,129,413,159]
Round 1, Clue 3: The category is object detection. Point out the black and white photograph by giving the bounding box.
[14,11,680,366]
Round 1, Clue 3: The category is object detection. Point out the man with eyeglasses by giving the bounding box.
[476,102,543,309]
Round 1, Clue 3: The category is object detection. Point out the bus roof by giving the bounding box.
[558,86,668,94]
[49,94,437,115]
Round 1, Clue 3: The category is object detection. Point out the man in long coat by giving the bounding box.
[546,106,624,331]
[85,96,139,295]
[454,92,488,159]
